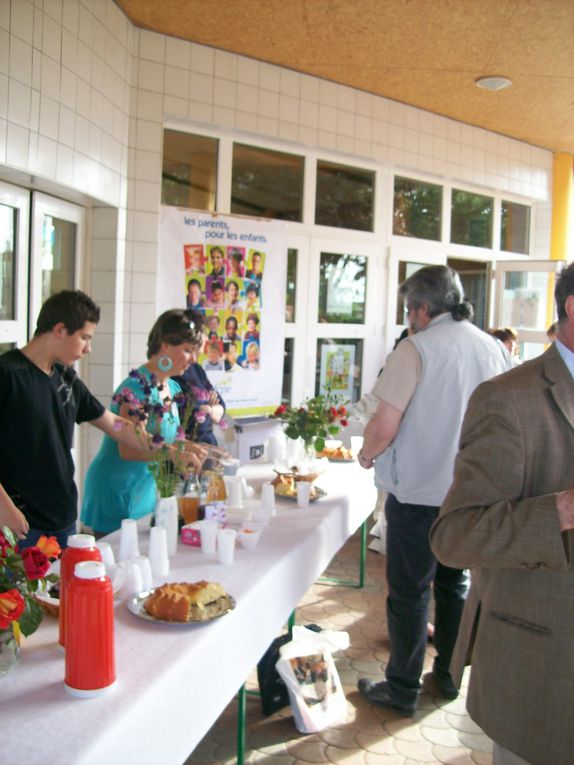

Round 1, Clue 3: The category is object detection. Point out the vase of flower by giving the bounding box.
[0,626,19,676]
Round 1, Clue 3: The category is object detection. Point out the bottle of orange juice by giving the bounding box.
[178,475,201,524]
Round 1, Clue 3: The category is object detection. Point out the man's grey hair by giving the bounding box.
[399,265,473,322]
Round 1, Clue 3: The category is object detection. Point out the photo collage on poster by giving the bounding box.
[184,244,264,372]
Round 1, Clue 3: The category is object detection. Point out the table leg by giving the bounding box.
[237,683,246,765]
[318,519,368,588]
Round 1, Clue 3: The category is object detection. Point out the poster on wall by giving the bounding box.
[319,344,355,401]
[158,207,288,417]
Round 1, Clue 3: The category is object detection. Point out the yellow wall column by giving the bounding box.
[550,152,574,262]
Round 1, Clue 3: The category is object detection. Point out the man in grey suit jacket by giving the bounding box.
[430,262,574,765]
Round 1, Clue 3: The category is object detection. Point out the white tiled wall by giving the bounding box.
[0,0,556,465]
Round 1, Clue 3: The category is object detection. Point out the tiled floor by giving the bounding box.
[185,528,492,765]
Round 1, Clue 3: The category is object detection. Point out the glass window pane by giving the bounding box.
[393,176,442,241]
[451,189,493,248]
[315,160,375,231]
[318,252,366,324]
[286,248,297,323]
[282,337,294,404]
[162,130,218,210]
[520,341,547,361]
[315,338,363,403]
[395,261,425,323]
[231,144,304,222]
[500,270,555,331]
[41,216,76,302]
[0,203,16,320]
[501,200,531,254]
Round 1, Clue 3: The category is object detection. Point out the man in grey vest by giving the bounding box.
[356,265,508,716]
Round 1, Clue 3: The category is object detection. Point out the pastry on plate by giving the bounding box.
[144,580,232,622]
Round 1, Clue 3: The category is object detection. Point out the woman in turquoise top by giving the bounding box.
[81,309,205,536]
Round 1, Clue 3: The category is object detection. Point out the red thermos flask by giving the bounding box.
[64,560,116,697]
[59,533,102,647]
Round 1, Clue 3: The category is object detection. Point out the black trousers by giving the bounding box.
[384,493,468,704]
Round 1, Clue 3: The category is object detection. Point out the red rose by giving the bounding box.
[340,419,348,427]
[0,588,25,628]
[338,406,347,416]
[21,546,50,580]
[329,407,338,418]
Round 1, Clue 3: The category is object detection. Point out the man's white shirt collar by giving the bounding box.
[555,338,574,380]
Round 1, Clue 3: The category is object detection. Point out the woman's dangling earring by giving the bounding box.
[158,355,173,372]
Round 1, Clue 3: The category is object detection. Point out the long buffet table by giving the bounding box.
[0,460,376,765]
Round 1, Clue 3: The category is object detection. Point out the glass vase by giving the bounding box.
[0,627,20,676]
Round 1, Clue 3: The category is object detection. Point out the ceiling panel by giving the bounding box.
[116,0,574,153]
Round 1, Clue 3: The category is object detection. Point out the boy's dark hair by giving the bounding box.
[35,290,101,336]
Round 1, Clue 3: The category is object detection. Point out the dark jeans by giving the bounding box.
[17,522,78,551]
[384,493,468,704]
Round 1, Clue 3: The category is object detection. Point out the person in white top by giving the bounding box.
[356,265,508,716]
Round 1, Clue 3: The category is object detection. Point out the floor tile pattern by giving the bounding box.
[185,528,492,765]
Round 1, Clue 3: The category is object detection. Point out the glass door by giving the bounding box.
[492,259,565,360]
[283,236,380,407]
[30,193,86,485]
[307,237,380,405]
[0,182,29,352]
[29,193,85,333]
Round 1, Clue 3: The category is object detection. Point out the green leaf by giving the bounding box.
[18,597,43,637]
[314,436,325,452]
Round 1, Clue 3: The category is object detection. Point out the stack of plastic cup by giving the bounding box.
[148,526,169,577]
[119,519,140,561]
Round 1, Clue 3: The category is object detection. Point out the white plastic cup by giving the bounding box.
[350,436,364,458]
[96,541,115,568]
[119,519,140,561]
[117,559,144,600]
[296,481,312,508]
[217,528,237,564]
[133,555,153,590]
[225,477,243,508]
[148,526,170,577]
[260,481,276,510]
[199,520,218,555]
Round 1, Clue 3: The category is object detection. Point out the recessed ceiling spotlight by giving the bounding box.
[475,76,512,92]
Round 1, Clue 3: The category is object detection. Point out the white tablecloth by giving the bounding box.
[0,461,376,765]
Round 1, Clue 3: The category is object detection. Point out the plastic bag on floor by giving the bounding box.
[275,625,349,733]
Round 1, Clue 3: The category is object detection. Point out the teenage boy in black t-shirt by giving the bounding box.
[0,290,206,548]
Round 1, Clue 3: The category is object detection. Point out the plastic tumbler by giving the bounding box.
[200,520,218,555]
[217,528,237,564]
[119,519,140,561]
[148,526,170,578]
[260,481,276,510]
[296,481,312,507]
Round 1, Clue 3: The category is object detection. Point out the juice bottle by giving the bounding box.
[64,560,115,697]
[58,534,102,647]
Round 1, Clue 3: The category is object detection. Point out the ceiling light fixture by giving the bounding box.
[475,76,512,92]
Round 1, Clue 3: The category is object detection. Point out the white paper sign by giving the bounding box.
[158,207,288,416]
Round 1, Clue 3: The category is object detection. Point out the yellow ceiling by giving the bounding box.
[116,0,574,154]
